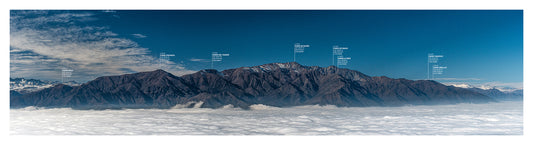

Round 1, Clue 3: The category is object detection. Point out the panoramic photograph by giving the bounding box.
[9,10,523,135]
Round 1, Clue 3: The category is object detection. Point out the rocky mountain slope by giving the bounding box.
[10,62,494,109]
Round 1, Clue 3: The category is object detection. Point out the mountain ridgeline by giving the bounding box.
[10,62,494,109]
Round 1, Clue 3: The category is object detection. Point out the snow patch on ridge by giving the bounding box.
[274,63,288,68]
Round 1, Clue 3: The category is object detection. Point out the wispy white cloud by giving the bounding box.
[131,33,147,38]
[10,10,194,82]
[189,58,209,62]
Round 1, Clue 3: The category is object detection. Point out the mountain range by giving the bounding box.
[10,62,497,109]
[466,88,522,101]
[446,83,523,101]
[10,78,80,94]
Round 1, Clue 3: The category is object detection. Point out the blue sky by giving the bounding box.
[10,10,523,88]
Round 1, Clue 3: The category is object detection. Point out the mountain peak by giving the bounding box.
[152,69,169,73]
[253,62,313,72]
[143,69,173,76]
[258,62,304,69]
[90,69,177,82]
[200,69,219,73]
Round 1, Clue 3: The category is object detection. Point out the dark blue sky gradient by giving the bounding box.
[101,10,522,84]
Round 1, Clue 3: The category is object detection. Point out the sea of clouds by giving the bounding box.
[10,101,522,135]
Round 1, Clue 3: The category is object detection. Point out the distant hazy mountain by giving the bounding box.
[10,62,494,109]
[467,88,522,101]
[10,78,55,94]
[10,78,80,94]
[447,83,523,101]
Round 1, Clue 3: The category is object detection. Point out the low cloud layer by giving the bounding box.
[10,102,522,135]
[10,10,195,82]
